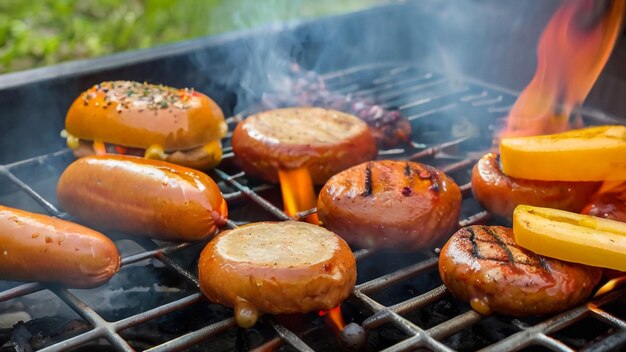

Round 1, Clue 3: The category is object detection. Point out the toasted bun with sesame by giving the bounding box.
[198,221,357,327]
[231,107,377,184]
[64,81,227,169]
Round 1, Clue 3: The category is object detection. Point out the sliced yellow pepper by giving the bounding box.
[500,125,626,181]
[513,205,626,271]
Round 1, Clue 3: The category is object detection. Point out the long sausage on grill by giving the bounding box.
[318,160,461,251]
[439,225,602,317]
[471,153,601,220]
[0,205,120,288]
[57,155,228,241]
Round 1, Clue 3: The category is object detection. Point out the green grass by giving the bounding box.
[0,0,385,73]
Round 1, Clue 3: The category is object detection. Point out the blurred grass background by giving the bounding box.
[0,0,385,74]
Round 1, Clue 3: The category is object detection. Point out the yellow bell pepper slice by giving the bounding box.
[500,125,626,181]
[513,205,626,271]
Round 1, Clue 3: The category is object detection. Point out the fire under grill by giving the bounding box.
[1,62,625,352]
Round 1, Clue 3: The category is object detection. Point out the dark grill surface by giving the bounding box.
[0,62,625,352]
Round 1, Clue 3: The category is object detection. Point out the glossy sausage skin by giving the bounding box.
[57,155,228,241]
[198,221,356,327]
[439,225,601,317]
[471,153,601,220]
[582,191,626,222]
[0,205,120,288]
[318,160,462,251]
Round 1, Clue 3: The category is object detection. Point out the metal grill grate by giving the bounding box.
[0,62,624,352]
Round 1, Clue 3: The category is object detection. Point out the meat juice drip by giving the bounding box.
[234,297,260,329]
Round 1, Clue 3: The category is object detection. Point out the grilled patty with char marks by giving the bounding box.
[439,225,602,317]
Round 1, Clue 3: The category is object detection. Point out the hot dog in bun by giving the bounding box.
[62,81,227,169]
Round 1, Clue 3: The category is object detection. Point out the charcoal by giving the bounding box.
[1,317,89,351]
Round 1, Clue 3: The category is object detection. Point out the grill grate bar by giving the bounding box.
[354,74,437,97]
[356,257,438,295]
[407,103,457,121]
[266,318,316,352]
[37,329,104,352]
[408,137,470,160]
[144,318,236,352]
[0,62,623,351]
[479,289,626,352]
[0,282,42,302]
[362,285,448,330]
[534,333,576,352]
[119,242,193,266]
[396,86,470,111]
[156,252,200,287]
[0,167,63,217]
[588,305,626,329]
[213,168,292,221]
[51,288,134,352]
[114,293,202,331]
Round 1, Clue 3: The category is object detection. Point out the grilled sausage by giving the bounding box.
[198,221,356,328]
[0,205,120,288]
[582,191,626,222]
[231,107,377,185]
[439,225,602,317]
[64,81,227,169]
[471,153,600,220]
[318,160,462,251]
[57,155,228,241]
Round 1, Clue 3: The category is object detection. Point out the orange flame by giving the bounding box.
[277,167,319,224]
[501,0,624,138]
[278,169,347,333]
[594,275,626,297]
[319,306,345,335]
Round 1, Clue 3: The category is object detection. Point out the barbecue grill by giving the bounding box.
[1,1,625,351]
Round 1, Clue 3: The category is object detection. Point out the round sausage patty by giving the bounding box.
[439,225,602,317]
[471,153,600,220]
[198,221,356,328]
[318,160,461,251]
[231,107,377,185]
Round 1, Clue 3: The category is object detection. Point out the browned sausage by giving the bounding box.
[471,153,600,220]
[231,107,377,185]
[0,205,120,288]
[57,155,228,241]
[318,160,462,251]
[582,191,626,222]
[198,221,357,328]
[439,225,602,317]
